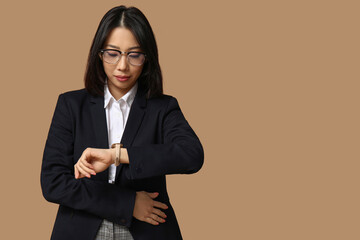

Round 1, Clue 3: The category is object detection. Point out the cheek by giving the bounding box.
[133,66,144,78]
[103,64,115,77]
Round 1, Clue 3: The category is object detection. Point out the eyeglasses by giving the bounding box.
[99,49,146,66]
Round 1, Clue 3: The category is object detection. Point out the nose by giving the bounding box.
[116,54,128,71]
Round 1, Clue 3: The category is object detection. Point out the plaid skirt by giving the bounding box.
[95,219,134,240]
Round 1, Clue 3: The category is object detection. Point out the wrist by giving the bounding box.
[120,148,129,164]
[111,143,123,166]
[110,148,116,164]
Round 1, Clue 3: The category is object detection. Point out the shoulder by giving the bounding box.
[60,88,89,100]
[147,94,180,110]
[57,88,93,106]
[144,94,184,119]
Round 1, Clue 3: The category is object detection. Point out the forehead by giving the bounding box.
[104,27,140,49]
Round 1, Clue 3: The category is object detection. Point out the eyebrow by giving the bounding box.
[105,44,142,51]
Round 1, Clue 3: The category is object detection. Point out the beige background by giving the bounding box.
[0,0,359,239]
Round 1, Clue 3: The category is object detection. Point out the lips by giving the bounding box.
[115,75,130,82]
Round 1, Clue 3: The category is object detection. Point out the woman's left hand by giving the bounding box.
[74,148,114,179]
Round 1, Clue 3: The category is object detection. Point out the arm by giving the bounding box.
[73,148,169,225]
[74,147,128,179]
[40,94,135,227]
[127,96,204,180]
[76,96,204,180]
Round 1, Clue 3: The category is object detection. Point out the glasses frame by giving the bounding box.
[99,49,146,66]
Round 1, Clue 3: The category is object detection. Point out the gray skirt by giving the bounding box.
[95,219,134,240]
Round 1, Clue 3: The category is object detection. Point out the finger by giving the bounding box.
[76,162,91,178]
[153,200,168,210]
[147,192,159,199]
[75,165,86,179]
[78,160,96,175]
[152,208,167,219]
[145,217,159,226]
[84,148,99,163]
[78,172,86,179]
[74,165,79,179]
[149,213,165,223]
[79,149,95,169]
[83,149,92,161]
[81,158,95,170]
[80,148,93,164]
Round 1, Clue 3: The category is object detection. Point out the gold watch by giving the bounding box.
[111,143,123,166]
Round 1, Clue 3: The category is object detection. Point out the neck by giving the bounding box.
[108,83,132,101]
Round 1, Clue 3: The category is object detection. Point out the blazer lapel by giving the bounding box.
[89,94,110,182]
[116,86,147,178]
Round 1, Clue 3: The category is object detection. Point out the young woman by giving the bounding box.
[41,5,203,240]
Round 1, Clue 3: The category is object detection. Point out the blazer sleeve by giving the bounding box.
[40,94,136,227]
[126,96,204,180]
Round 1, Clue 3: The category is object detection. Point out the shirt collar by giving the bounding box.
[104,81,138,108]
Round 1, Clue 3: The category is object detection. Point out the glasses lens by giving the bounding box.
[128,52,145,66]
[102,50,120,64]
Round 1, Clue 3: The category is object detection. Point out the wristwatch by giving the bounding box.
[111,143,123,166]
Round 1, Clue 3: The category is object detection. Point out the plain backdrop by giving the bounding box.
[0,0,359,239]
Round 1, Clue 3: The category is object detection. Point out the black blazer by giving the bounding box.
[41,86,204,240]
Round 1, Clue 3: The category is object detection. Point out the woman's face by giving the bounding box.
[102,27,144,100]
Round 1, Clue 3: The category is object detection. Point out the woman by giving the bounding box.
[41,5,203,240]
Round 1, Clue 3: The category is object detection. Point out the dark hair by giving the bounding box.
[84,6,163,98]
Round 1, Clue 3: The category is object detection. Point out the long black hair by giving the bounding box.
[84,6,163,98]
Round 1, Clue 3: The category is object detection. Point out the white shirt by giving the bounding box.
[104,82,138,184]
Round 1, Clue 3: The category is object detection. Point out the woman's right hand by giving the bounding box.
[133,191,168,225]
[74,147,130,179]
[74,147,114,179]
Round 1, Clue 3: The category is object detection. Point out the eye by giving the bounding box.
[128,52,142,59]
[104,50,119,57]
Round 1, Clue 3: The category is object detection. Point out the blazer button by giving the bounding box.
[121,219,126,224]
